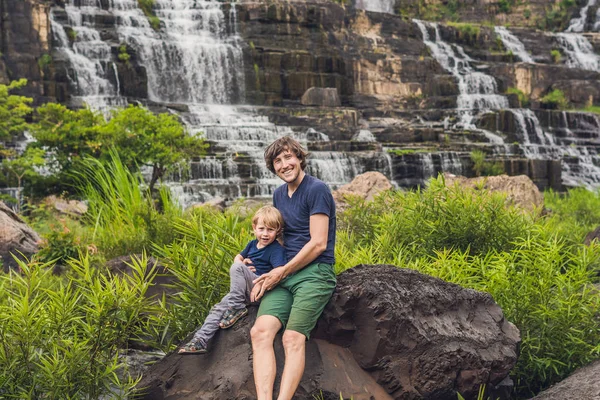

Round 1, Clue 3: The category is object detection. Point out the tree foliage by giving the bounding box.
[0,79,33,143]
[30,104,207,193]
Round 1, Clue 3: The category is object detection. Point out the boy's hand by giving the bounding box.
[242,258,256,273]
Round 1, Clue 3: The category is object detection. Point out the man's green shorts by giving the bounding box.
[257,262,336,339]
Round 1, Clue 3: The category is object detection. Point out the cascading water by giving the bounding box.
[566,0,596,32]
[414,20,509,130]
[49,0,395,206]
[50,3,127,110]
[555,33,600,71]
[354,0,395,14]
[494,27,534,63]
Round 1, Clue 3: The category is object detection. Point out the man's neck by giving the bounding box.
[287,170,306,195]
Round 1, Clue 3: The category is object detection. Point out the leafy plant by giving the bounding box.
[37,54,52,70]
[540,89,568,109]
[470,150,504,177]
[0,79,33,143]
[551,49,562,63]
[0,254,156,398]
[506,87,530,107]
[118,44,131,64]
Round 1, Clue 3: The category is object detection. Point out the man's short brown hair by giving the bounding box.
[264,136,308,174]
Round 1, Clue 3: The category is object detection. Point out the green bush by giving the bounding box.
[551,49,562,63]
[337,175,531,258]
[72,150,182,259]
[0,254,156,398]
[506,87,530,107]
[470,150,504,177]
[540,89,568,109]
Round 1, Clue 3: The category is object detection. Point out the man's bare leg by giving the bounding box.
[277,330,306,400]
[251,315,282,400]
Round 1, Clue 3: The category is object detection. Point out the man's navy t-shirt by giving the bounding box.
[240,239,287,276]
[273,174,336,265]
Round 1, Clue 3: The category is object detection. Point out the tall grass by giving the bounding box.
[148,208,254,349]
[0,254,156,398]
[336,177,600,396]
[72,150,182,259]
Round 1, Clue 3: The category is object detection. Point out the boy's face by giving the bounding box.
[252,218,279,247]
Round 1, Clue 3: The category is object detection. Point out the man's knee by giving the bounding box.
[281,330,305,353]
[251,316,281,346]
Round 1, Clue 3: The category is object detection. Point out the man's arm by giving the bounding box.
[251,213,328,301]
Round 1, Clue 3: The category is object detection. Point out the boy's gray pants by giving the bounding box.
[192,262,259,346]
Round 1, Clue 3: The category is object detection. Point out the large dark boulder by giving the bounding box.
[135,265,520,400]
[530,360,600,400]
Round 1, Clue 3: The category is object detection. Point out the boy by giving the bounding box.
[179,205,287,354]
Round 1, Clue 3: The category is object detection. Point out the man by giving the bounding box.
[250,136,337,400]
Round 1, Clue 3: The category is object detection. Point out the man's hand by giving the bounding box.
[250,280,265,302]
[252,266,286,300]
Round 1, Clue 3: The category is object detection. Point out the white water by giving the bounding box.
[354,0,395,14]
[50,6,126,110]
[555,33,600,71]
[494,27,534,63]
[415,20,509,130]
[566,0,596,32]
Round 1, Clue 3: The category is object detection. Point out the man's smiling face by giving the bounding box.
[273,148,302,184]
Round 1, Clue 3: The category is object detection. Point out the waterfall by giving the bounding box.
[50,5,126,111]
[555,33,600,71]
[354,0,395,14]
[49,0,397,206]
[414,19,509,129]
[494,27,534,63]
[566,0,597,32]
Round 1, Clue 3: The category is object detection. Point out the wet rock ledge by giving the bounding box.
[135,265,520,400]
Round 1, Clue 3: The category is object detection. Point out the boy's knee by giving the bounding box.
[230,262,245,274]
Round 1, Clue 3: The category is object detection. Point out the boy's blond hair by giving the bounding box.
[252,205,284,245]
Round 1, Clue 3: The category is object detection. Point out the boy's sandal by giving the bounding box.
[219,307,248,329]
[178,340,207,355]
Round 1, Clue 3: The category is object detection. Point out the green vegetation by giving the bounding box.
[67,28,77,41]
[506,87,530,107]
[539,0,577,31]
[583,105,600,114]
[336,177,600,396]
[470,150,504,177]
[137,0,161,31]
[540,89,568,110]
[412,0,461,21]
[30,103,207,194]
[0,79,33,142]
[498,0,514,14]
[37,54,53,70]
[118,44,131,64]
[551,49,562,63]
[0,173,598,398]
[387,148,417,156]
[448,22,480,42]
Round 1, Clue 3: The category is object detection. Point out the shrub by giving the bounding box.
[72,150,182,259]
[551,49,561,63]
[0,254,156,398]
[37,54,52,70]
[470,150,504,176]
[540,89,568,109]
[506,87,530,107]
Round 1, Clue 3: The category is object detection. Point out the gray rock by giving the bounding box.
[0,202,41,270]
[300,87,341,107]
[135,265,519,399]
[530,360,600,400]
